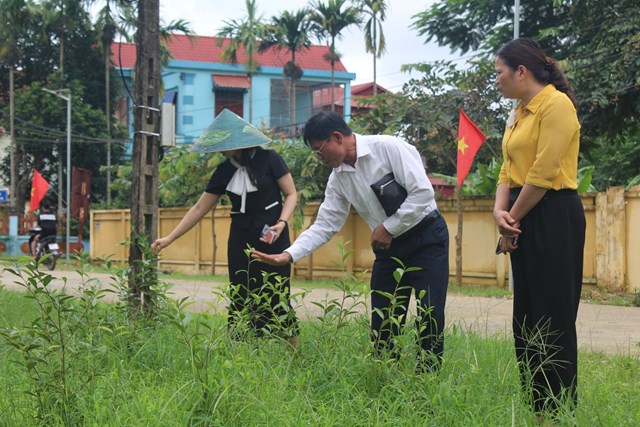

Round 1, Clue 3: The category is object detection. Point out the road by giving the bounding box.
[1,267,639,356]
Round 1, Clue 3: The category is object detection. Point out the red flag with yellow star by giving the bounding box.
[30,169,50,213]
[457,108,486,186]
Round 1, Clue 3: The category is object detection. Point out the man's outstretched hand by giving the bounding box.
[251,250,292,266]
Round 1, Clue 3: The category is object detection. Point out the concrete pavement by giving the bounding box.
[1,268,639,356]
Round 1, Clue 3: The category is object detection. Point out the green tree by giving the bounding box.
[356,0,388,95]
[0,0,34,209]
[260,9,313,131]
[94,0,135,206]
[310,0,362,111]
[563,0,640,140]
[92,1,194,207]
[112,133,329,218]
[411,0,568,55]
[580,132,640,190]
[411,0,640,187]
[1,77,123,214]
[216,0,265,124]
[353,59,505,177]
[41,0,93,78]
[156,146,223,208]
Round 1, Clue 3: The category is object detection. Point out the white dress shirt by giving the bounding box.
[286,134,437,262]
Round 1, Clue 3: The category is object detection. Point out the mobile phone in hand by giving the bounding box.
[261,224,277,244]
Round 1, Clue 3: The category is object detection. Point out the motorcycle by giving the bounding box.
[29,227,59,270]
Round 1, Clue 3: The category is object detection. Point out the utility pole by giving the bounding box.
[9,68,16,210]
[106,48,112,206]
[129,0,160,309]
[41,88,72,261]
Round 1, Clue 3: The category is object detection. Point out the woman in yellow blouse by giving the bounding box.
[493,38,585,416]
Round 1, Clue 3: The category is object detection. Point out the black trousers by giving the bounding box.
[509,189,585,412]
[370,213,449,369]
[227,219,299,338]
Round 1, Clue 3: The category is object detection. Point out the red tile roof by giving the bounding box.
[315,82,391,108]
[351,82,390,97]
[112,34,347,73]
[212,74,250,89]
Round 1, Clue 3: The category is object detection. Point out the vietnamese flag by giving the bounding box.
[456,108,487,187]
[30,169,50,212]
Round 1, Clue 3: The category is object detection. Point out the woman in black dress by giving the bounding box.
[152,109,299,345]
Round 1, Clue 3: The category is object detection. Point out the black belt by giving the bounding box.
[396,209,441,240]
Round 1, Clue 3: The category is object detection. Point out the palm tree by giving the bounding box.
[216,0,265,124]
[260,9,313,131]
[357,0,387,96]
[94,0,133,206]
[94,1,192,205]
[41,0,91,77]
[309,0,361,112]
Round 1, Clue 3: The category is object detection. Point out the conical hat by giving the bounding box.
[189,109,271,153]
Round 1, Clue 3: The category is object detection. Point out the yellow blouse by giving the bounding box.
[498,84,581,190]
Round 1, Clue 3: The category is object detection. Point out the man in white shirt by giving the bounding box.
[252,112,449,371]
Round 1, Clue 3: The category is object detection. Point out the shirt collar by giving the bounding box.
[520,84,555,114]
[335,133,370,173]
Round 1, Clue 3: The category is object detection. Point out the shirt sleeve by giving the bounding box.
[205,161,232,195]
[525,97,579,188]
[379,137,436,236]
[285,173,351,262]
[267,150,289,180]
[497,161,508,185]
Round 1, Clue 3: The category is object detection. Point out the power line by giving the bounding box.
[0,109,128,144]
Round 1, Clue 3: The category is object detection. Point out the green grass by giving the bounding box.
[1,269,639,426]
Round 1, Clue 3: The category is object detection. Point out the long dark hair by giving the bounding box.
[497,38,577,108]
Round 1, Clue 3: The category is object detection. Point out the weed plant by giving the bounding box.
[0,257,639,425]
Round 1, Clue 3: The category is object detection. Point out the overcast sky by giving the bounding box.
[157,0,464,92]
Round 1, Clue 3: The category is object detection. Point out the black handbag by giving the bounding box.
[370,172,408,216]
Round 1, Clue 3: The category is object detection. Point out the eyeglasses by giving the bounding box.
[312,136,331,157]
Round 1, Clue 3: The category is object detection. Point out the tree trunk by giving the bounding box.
[129,0,160,310]
[59,36,64,77]
[330,61,335,113]
[373,28,377,96]
[290,77,295,133]
[248,73,253,123]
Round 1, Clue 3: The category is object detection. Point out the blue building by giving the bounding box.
[113,34,356,145]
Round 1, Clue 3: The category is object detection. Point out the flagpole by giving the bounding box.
[455,185,463,286]
[456,109,488,287]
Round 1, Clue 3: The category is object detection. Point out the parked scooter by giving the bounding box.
[29,227,59,270]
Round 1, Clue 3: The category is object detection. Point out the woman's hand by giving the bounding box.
[151,236,173,254]
[259,220,288,244]
[496,235,519,254]
[493,210,521,237]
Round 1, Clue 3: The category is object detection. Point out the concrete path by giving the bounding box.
[1,268,639,356]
